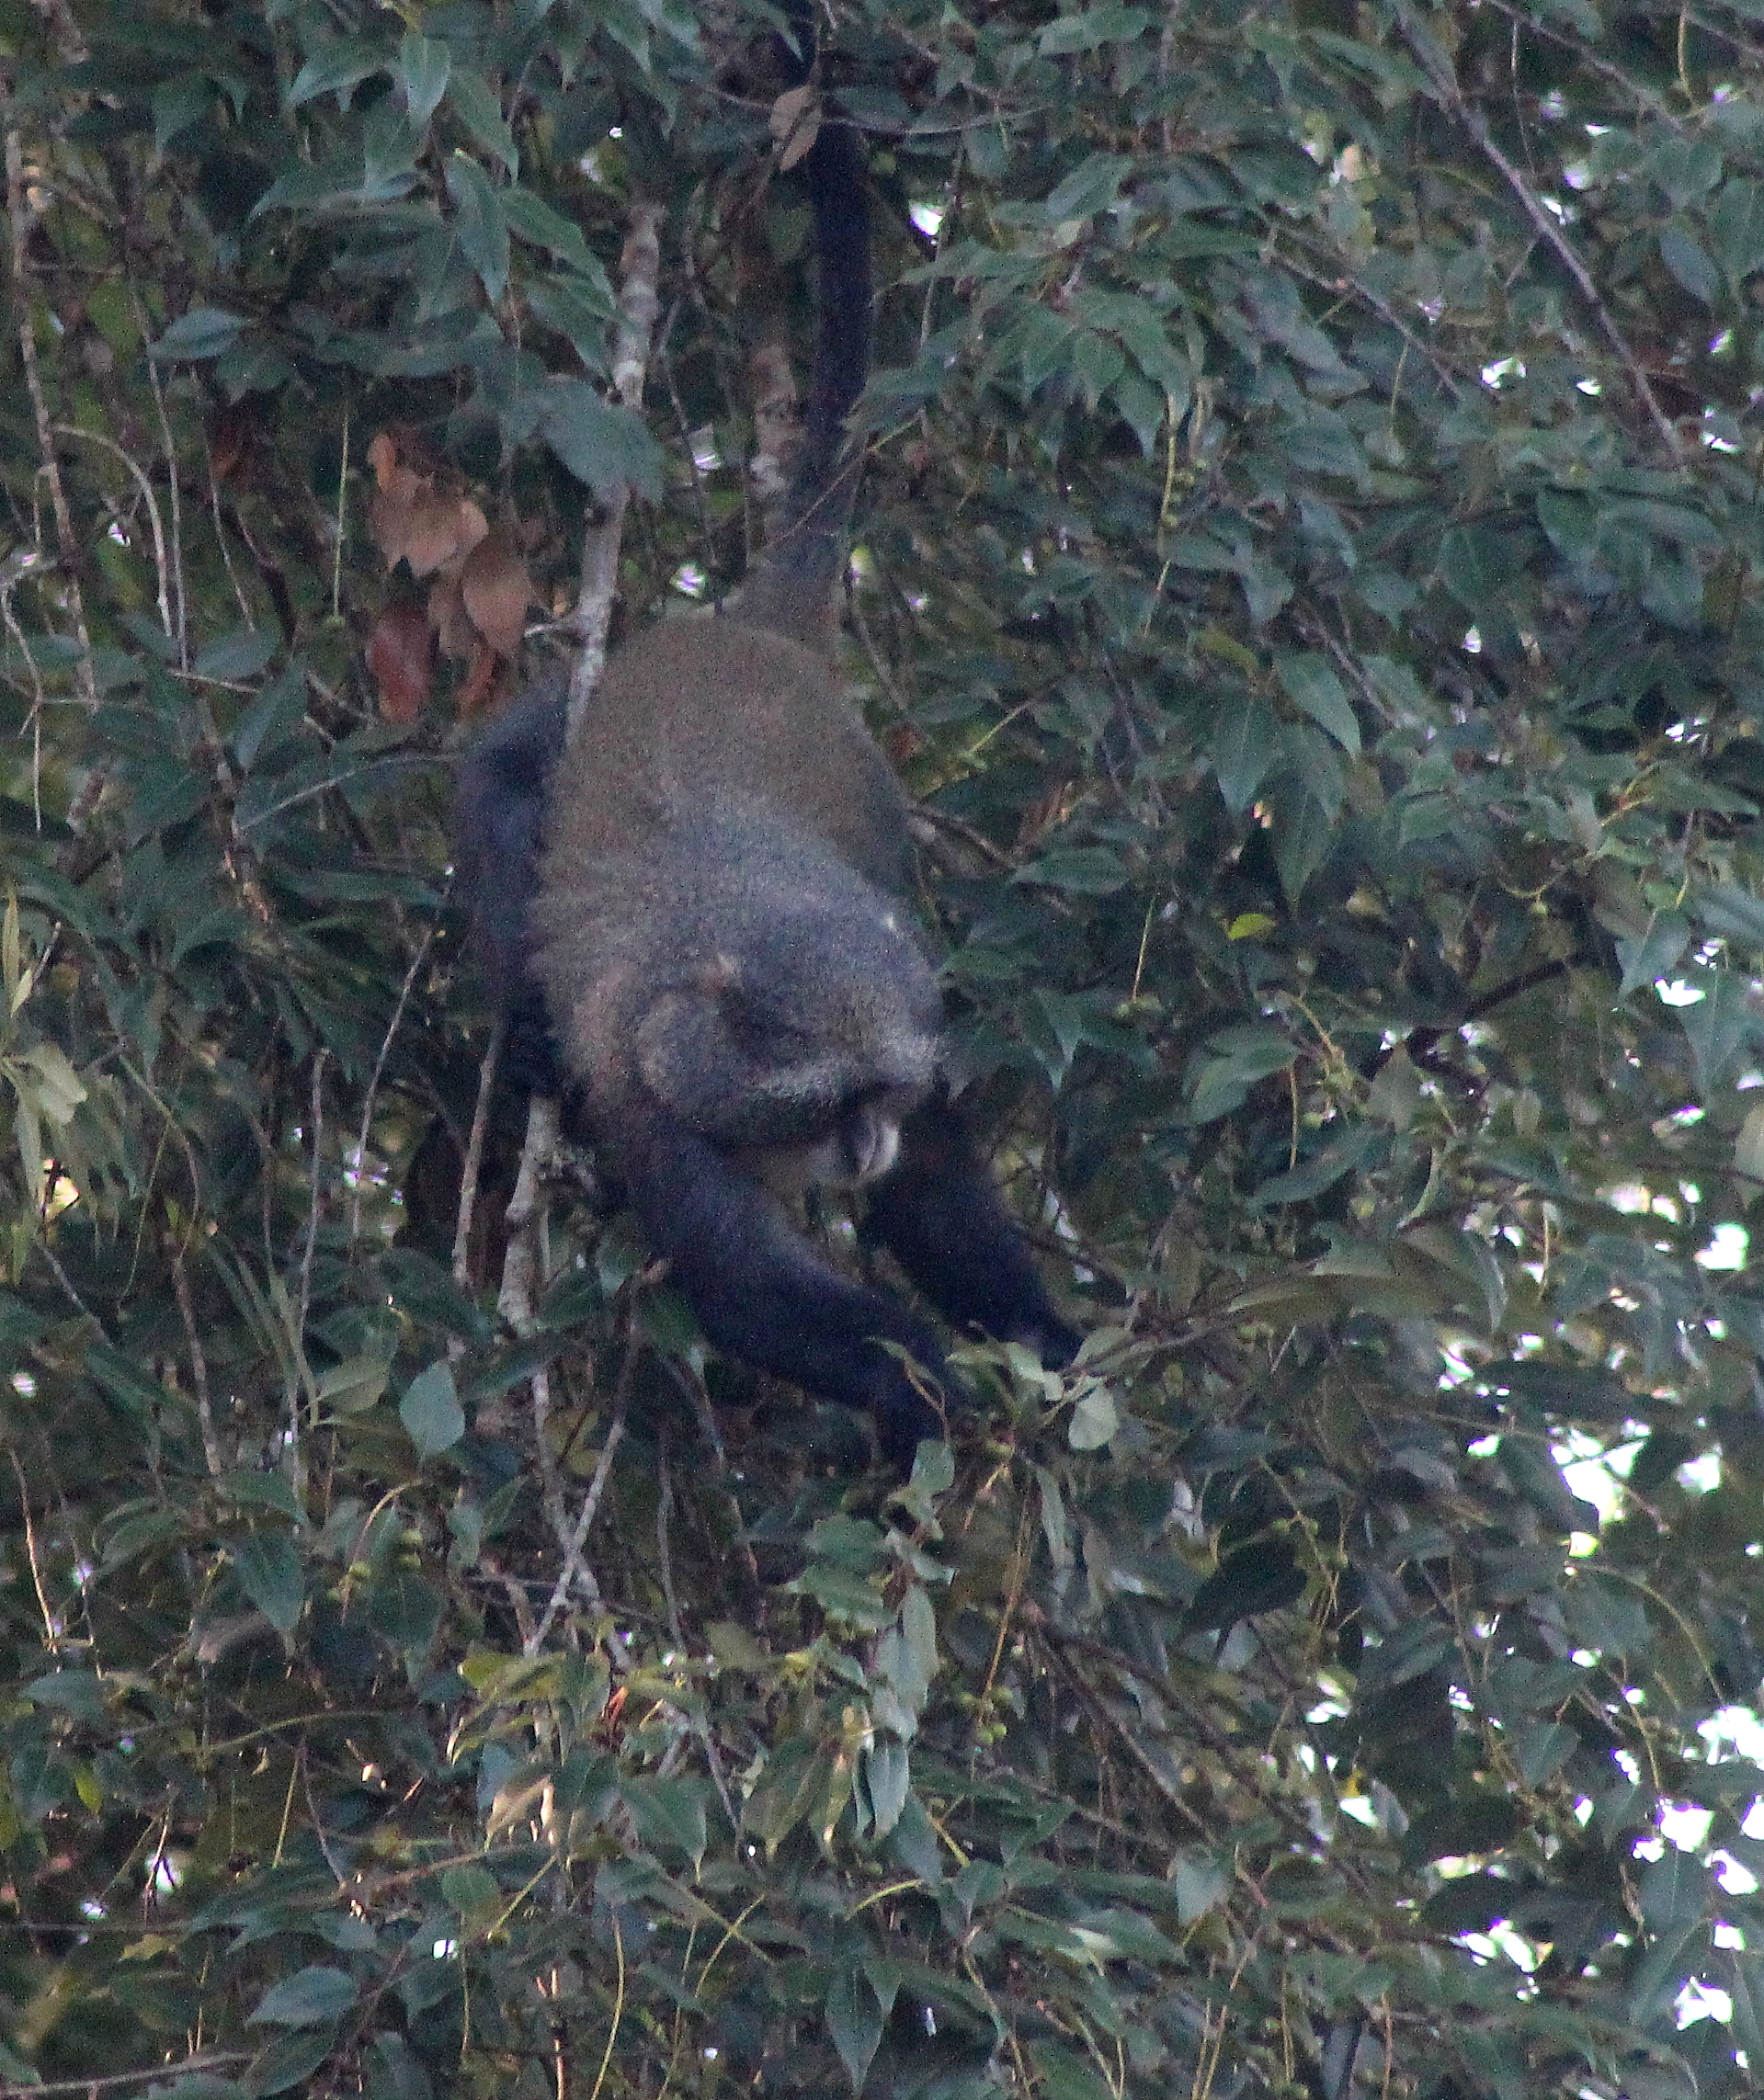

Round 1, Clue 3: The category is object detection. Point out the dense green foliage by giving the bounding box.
[6,1,1764,2094]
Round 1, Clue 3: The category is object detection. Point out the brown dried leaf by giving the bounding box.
[427,571,474,661]
[769,83,820,170]
[209,401,260,483]
[368,485,409,568]
[403,492,487,579]
[457,640,504,715]
[460,532,535,661]
[366,601,437,724]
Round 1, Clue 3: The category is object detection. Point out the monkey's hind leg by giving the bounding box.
[613,1106,949,1469]
[865,1095,1079,1370]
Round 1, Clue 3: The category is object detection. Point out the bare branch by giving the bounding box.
[5,116,97,708]
[568,201,663,731]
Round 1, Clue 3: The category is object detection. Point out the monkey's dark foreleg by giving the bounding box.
[614,1107,948,1468]
[865,1095,1079,1370]
[456,678,569,1095]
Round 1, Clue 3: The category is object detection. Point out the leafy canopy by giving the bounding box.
[3,3,1764,2097]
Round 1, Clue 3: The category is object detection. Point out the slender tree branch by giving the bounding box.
[5,115,97,707]
[1402,28,1681,460]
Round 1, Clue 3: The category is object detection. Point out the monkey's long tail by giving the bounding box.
[734,54,872,643]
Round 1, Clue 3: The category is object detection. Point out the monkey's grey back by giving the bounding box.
[543,614,911,897]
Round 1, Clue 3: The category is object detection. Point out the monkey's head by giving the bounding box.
[634,895,940,1187]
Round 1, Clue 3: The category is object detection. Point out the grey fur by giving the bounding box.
[535,794,940,1191]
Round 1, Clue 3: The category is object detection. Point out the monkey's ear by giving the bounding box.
[635,990,758,1136]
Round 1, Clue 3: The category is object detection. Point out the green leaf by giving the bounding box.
[1615,911,1690,997]
[25,1669,108,1723]
[1735,1101,1764,1205]
[288,40,385,108]
[1043,153,1132,222]
[396,31,450,130]
[1275,652,1360,755]
[1659,224,1719,306]
[1187,1540,1304,1631]
[193,628,278,682]
[539,381,665,500]
[1272,791,1337,904]
[367,1569,444,1665]
[249,1967,358,2026]
[317,1352,392,1418]
[446,66,518,175]
[1188,1027,1299,1124]
[232,1533,305,1633]
[861,1739,909,1839]
[1725,1950,1764,2065]
[1710,176,1764,281]
[1625,1917,1704,2026]
[151,308,245,360]
[247,2025,342,2096]
[621,1776,709,1868]
[744,1739,839,1856]
[1028,2042,1116,2100]
[1039,8,1154,53]
[825,1970,884,2093]
[439,1864,500,1918]
[1511,1720,1577,1787]
[503,187,591,267]
[1638,1848,1705,1935]
[1437,522,1523,607]
[1211,694,1278,813]
[400,1361,464,1459]
[445,155,509,306]
[231,664,309,774]
[1067,1382,1120,1449]
[1678,970,1756,1093]
[1696,882,1764,951]
[1014,845,1130,893]
[219,1470,308,1523]
[1173,1851,1230,1924]
[526,272,615,371]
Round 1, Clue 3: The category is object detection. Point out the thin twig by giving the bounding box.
[204,431,257,629]
[6,1443,63,1648]
[348,909,442,1246]
[51,422,172,638]
[656,1431,737,1826]
[452,1012,504,1287]
[5,115,97,707]
[525,1349,634,1655]
[131,284,188,664]
[497,1093,559,1332]
[667,1359,763,1608]
[1405,31,1681,460]
[285,1050,328,1498]
[9,2058,254,2096]
[172,1246,224,1477]
[568,201,663,729]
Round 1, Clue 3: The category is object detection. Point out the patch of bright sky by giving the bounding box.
[1699,1222,1749,1270]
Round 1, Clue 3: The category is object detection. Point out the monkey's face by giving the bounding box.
[776,1080,916,1192]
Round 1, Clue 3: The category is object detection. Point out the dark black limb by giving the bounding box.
[866,1094,1079,1369]
[615,1104,948,1468]
[454,675,569,1095]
